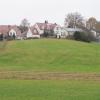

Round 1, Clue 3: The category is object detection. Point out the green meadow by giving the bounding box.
[0,80,100,100]
[0,39,100,100]
[0,39,99,72]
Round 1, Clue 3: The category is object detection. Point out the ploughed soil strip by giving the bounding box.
[0,71,100,81]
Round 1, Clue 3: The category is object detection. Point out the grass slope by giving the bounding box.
[0,39,100,100]
[0,39,100,72]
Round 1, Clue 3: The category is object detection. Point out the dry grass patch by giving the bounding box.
[0,71,100,81]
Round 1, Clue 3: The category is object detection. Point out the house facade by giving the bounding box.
[90,30,100,42]
[33,21,58,36]
[54,26,68,39]
[54,27,83,39]
[0,25,41,40]
[26,27,40,39]
[65,28,83,36]
[9,26,22,39]
[0,25,21,40]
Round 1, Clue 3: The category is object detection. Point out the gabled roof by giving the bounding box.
[36,23,45,30]
[65,28,83,32]
[9,25,21,36]
[30,26,40,35]
[22,26,40,37]
[0,25,10,34]
[0,25,21,35]
[36,22,58,30]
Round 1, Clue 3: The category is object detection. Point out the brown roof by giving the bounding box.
[30,26,40,35]
[0,25,10,34]
[10,26,21,36]
[0,25,21,36]
[36,23,57,30]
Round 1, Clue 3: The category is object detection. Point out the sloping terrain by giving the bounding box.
[0,39,99,73]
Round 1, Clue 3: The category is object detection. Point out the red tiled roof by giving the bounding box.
[0,25,10,34]
[30,26,40,35]
[36,23,57,30]
[10,25,21,36]
[0,25,21,36]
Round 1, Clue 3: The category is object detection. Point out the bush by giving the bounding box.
[43,29,54,37]
[0,34,3,41]
[74,31,91,42]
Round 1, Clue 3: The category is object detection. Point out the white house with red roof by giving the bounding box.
[0,25,22,39]
[33,21,59,36]
[9,26,22,39]
[26,27,40,39]
[54,25,69,39]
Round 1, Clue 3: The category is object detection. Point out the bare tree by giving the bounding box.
[86,17,97,30]
[19,18,30,33]
[65,12,84,28]
[20,18,30,27]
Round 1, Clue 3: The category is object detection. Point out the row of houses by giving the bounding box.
[0,22,58,40]
[0,21,99,41]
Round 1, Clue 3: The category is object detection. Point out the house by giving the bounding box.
[95,22,100,40]
[26,27,40,39]
[65,28,83,37]
[54,27,83,39]
[34,23,45,35]
[91,30,97,37]
[9,26,22,40]
[33,21,58,36]
[0,25,21,40]
[26,28,33,38]
[90,30,100,42]
[30,26,40,38]
[0,25,41,40]
[0,25,10,38]
[21,26,40,39]
[54,26,68,39]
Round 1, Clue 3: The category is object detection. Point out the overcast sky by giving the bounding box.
[0,0,99,25]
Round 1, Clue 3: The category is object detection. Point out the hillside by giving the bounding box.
[0,39,100,100]
[0,39,99,73]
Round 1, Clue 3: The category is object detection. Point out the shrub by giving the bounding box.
[74,31,92,42]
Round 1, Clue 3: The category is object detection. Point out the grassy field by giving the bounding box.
[0,80,100,100]
[0,39,100,100]
[0,39,99,72]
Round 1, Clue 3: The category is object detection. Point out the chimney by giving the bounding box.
[54,23,57,25]
[45,20,48,24]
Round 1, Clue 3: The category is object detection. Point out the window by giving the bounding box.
[13,32,16,35]
[10,32,12,36]
[34,30,37,33]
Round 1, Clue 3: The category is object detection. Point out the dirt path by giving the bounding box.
[0,71,100,81]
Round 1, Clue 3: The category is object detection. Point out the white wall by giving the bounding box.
[9,29,16,36]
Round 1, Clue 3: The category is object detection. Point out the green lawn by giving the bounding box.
[0,80,100,100]
[0,39,100,100]
[0,39,99,72]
